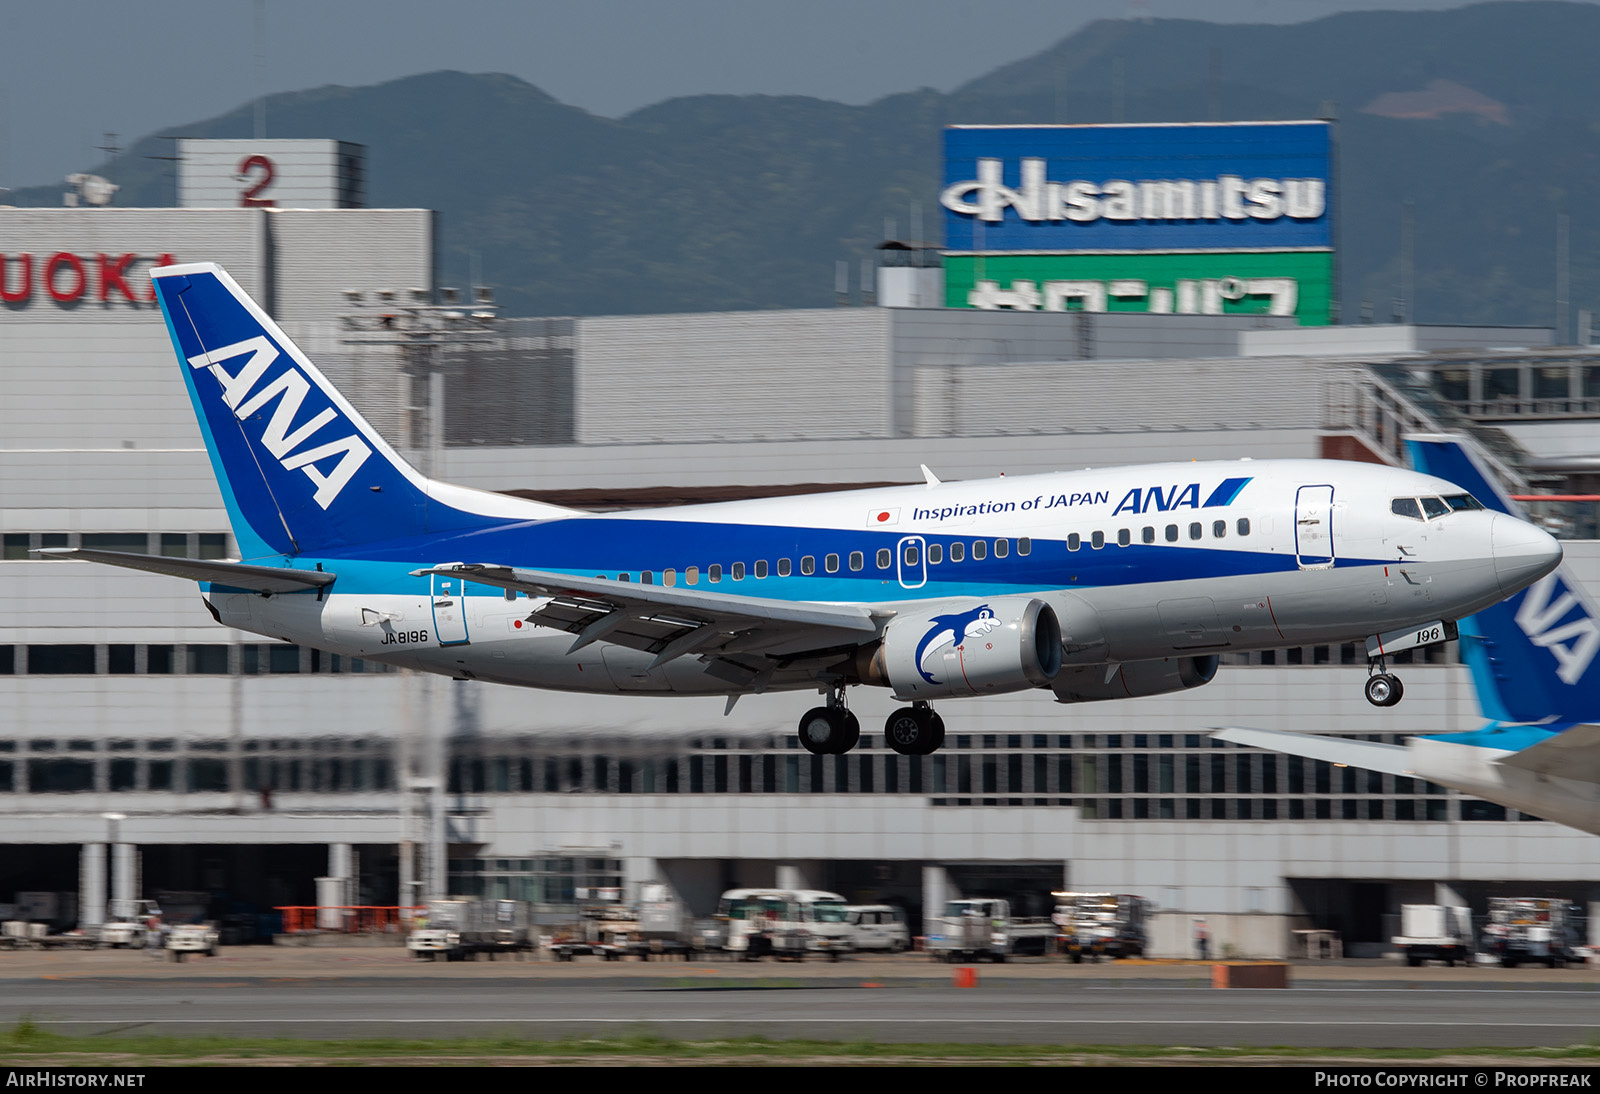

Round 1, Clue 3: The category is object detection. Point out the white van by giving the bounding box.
[845,905,911,953]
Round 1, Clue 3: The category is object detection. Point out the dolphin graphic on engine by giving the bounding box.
[916,604,1003,684]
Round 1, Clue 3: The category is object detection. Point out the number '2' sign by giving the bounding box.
[238,154,276,207]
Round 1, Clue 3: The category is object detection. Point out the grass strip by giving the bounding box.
[2,1021,1600,1065]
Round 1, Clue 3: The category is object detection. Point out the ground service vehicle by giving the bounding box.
[927,898,1054,962]
[1484,898,1581,968]
[1390,904,1473,967]
[50,264,1562,768]
[716,888,849,960]
[1053,892,1149,961]
[845,905,911,952]
[166,923,218,960]
[411,899,534,961]
[99,900,161,949]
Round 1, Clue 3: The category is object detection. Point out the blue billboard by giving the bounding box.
[942,122,1332,253]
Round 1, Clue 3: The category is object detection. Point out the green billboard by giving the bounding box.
[943,251,1333,326]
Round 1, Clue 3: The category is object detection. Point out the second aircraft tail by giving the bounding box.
[1406,435,1600,726]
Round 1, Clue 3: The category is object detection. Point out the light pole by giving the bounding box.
[337,285,498,911]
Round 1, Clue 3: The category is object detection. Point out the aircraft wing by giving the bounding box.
[417,563,888,676]
[35,548,335,594]
[1209,726,1416,777]
[1496,724,1600,784]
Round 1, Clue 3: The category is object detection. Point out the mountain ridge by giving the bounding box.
[8,2,1598,329]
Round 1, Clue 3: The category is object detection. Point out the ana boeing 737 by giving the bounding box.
[41,264,1562,757]
[1215,437,1600,835]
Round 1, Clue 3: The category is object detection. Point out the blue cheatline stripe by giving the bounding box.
[1202,477,1252,508]
[289,516,1387,601]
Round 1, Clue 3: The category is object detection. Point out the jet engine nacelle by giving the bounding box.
[865,596,1062,701]
[1051,655,1219,704]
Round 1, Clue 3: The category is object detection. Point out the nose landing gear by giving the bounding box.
[798,685,861,755]
[1364,658,1404,707]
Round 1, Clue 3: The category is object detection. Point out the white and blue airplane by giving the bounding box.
[43,263,1562,757]
[1216,437,1600,836]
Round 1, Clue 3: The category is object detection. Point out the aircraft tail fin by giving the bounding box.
[152,263,569,559]
[1406,434,1600,724]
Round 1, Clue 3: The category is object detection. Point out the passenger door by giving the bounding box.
[1294,485,1336,569]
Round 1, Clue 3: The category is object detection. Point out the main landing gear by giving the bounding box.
[1364,657,1404,708]
[797,691,946,755]
[798,688,860,756]
[883,702,944,756]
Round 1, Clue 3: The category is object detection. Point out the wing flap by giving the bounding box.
[428,564,886,668]
[1210,726,1416,777]
[429,564,884,633]
[1496,724,1600,784]
[36,548,334,593]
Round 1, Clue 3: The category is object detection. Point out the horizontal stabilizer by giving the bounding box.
[1210,726,1415,777]
[35,548,334,593]
[1496,723,1600,785]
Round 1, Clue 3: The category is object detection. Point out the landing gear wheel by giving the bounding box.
[798,707,861,755]
[885,707,946,755]
[1364,673,1403,707]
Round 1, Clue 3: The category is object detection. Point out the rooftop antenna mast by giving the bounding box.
[254,0,267,139]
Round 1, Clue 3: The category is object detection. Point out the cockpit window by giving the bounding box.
[1391,498,1423,520]
[1421,496,1450,519]
[1443,493,1485,512]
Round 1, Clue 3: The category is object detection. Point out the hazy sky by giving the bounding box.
[0,0,1563,191]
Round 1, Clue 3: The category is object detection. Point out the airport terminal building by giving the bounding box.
[3,141,1599,957]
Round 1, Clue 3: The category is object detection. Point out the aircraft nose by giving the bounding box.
[1492,513,1563,597]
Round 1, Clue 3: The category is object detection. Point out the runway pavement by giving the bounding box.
[3,948,1598,1048]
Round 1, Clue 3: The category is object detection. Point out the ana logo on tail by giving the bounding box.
[189,336,371,509]
[1515,572,1600,686]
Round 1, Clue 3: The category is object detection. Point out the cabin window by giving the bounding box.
[827,553,841,573]
[685,566,699,585]
[902,544,920,567]
[876,548,892,569]
[994,539,1009,558]
[1391,498,1423,520]
[733,562,747,580]
[1018,537,1031,556]
[664,569,677,586]
[708,564,722,583]
[617,573,631,582]
[1421,496,1450,519]
[1165,524,1178,543]
[1116,528,1130,547]
[1090,531,1105,550]
[754,560,768,579]
[800,556,815,575]
[1067,533,1080,552]
[777,558,791,577]
[950,541,965,561]
[927,543,943,564]
[1189,522,1202,540]
[849,551,863,571]
[1142,526,1155,544]
[641,571,654,584]
[1236,519,1250,537]
[971,540,987,561]
[1213,520,1226,538]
